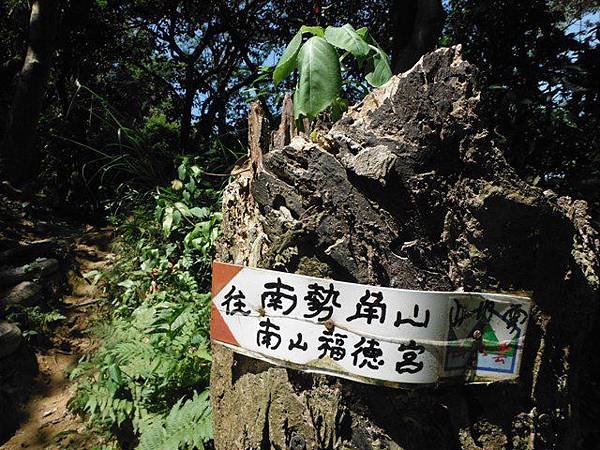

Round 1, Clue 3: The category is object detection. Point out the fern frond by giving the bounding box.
[136,390,211,450]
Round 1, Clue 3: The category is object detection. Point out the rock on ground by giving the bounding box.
[212,46,600,450]
[0,281,42,307]
[0,258,60,287]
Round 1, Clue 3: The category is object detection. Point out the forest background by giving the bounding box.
[0,1,598,448]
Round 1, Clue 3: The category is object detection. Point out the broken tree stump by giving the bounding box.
[211,46,599,450]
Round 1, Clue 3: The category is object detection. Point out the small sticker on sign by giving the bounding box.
[210,262,531,387]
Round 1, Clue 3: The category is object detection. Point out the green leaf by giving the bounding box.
[294,36,342,119]
[355,27,369,40]
[273,31,302,85]
[300,25,325,37]
[330,97,348,122]
[189,207,210,219]
[365,46,392,87]
[324,24,370,57]
[162,207,174,237]
[174,202,190,217]
[172,209,182,226]
[196,346,212,361]
[108,364,122,384]
[177,163,186,181]
[117,279,136,289]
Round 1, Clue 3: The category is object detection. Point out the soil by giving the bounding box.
[0,196,114,450]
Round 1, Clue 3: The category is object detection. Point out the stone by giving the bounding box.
[0,239,58,266]
[0,322,22,359]
[340,145,397,185]
[0,258,59,286]
[0,281,42,307]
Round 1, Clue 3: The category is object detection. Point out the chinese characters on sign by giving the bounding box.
[211,262,531,386]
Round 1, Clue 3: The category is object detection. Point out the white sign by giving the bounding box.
[211,262,531,386]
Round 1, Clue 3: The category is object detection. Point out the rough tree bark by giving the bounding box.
[211,46,600,450]
[0,0,59,184]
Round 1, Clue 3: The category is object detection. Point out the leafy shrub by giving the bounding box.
[6,306,65,341]
[71,159,221,449]
[59,84,180,193]
[139,109,181,156]
[71,296,212,445]
[274,23,392,120]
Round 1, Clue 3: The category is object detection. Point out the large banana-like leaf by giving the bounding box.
[300,25,325,37]
[324,23,370,57]
[294,36,342,119]
[365,45,392,87]
[273,31,302,85]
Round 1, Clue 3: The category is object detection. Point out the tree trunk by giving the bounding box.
[1,0,59,184]
[180,65,196,152]
[390,0,445,74]
[211,46,600,449]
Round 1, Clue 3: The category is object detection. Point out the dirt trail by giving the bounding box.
[2,229,113,450]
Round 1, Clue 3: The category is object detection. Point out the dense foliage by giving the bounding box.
[274,24,392,120]
[445,1,600,218]
[0,0,398,209]
[2,1,596,218]
[70,159,221,449]
[0,0,598,448]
